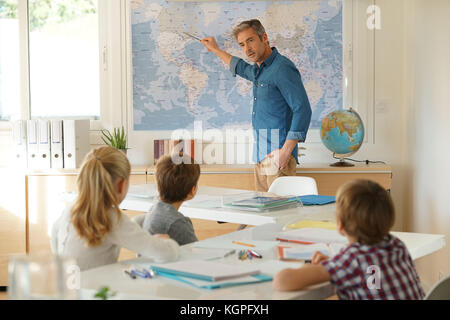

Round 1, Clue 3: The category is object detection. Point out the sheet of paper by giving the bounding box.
[279,243,331,260]
[127,184,158,199]
[285,220,337,230]
[181,194,223,208]
[178,247,235,261]
[192,239,280,251]
[277,228,348,244]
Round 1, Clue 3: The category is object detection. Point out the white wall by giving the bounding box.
[404,0,450,291]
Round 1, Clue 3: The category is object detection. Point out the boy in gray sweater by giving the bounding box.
[143,154,200,245]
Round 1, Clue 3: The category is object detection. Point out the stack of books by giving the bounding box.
[149,260,272,289]
[222,192,302,212]
[153,139,195,163]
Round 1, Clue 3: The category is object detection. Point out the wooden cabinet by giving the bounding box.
[147,163,392,195]
[0,169,26,286]
[295,163,392,195]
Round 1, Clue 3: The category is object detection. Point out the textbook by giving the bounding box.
[222,192,302,212]
[231,196,295,208]
[155,272,272,290]
[150,260,261,282]
[276,228,348,245]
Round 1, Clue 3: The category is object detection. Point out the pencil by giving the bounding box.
[232,240,255,248]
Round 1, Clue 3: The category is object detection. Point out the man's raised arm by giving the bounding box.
[200,37,232,66]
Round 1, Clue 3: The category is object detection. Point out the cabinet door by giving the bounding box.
[147,173,256,191]
[297,172,392,196]
[0,170,26,286]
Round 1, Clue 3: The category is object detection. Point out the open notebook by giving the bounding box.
[276,228,348,244]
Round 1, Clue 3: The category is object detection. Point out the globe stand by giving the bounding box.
[330,153,355,167]
[330,158,355,167]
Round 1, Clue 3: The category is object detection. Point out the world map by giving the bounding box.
[131,0,343,131]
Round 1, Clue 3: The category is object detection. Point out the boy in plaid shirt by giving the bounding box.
[273,179,425,300]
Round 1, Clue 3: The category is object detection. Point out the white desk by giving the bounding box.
[79,223,446,300]
[122,184,337,226]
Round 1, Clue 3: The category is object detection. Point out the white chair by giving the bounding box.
[425,275,450,300]
[268,176,318,196]
[132,214,146,228]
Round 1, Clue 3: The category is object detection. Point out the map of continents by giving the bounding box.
[131,0,342,130]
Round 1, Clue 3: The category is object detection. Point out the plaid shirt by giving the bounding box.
[321,234,425,300]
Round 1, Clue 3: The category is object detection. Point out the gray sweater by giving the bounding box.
[143,200,198,245]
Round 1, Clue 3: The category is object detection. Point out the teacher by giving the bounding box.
[201,19,312,192]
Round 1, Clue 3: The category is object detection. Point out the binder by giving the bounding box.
[158,139,164,159]
[63,120,90,169]
[11,120,27,168]
[298,195,336,206]
[26,120,39,169]
[153,140,160,163]
[50,120,64,169]
[184,139,194,161]
[37,119,51,169]
[163,139,169,156]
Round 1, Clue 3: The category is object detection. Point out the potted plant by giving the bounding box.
[101,126,128,154]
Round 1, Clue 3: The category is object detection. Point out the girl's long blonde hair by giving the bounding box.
[71,146,131,247]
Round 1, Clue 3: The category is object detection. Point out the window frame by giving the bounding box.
[0,0,125,137]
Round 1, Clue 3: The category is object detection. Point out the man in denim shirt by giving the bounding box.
[201,19,312,191]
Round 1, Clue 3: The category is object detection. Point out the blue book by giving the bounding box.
[155,271,273,290]
[299,195,336,206]
[150,260,260,282]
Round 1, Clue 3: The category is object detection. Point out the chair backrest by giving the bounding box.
[268,176,318,196]
[132,214,146,228]
[425,275,450,300]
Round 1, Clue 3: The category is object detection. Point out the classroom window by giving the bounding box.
[28,0,100,119]
[0,0,20,121]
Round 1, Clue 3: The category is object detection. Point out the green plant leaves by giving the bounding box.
[101,126,127,149]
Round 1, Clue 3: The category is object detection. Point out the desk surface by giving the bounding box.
[80,223,445,300]
[122,184,337,226]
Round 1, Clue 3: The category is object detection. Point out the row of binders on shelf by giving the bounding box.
[153,139,195,163]
[11,119,90,169]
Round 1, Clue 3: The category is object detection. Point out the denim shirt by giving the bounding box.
[230,47,312,164]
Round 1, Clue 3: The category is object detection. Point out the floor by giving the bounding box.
[0,291,7,300]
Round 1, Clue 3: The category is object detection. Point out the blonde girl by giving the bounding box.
[51,146,179,271]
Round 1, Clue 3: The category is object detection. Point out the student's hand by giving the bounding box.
[200,37,219,52]
[312,251,329,265]
[154,234,170,240]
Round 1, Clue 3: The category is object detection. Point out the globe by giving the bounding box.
[320,108,365,167]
